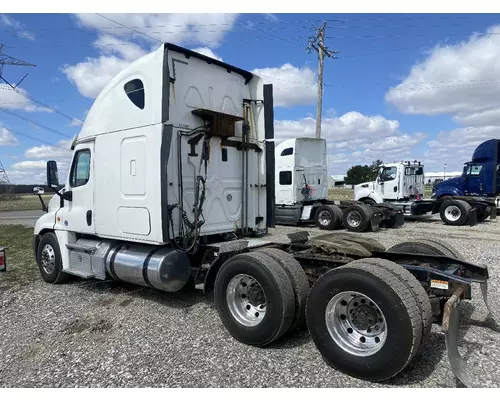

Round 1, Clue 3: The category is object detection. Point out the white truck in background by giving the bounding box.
[274,138,404,232]
[25,42,497,387]
[354,160,496,226]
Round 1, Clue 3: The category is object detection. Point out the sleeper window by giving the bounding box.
[124,79,145,109]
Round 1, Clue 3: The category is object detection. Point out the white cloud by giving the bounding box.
[7,139,73,184]
[63,14,236,99]
[385,25,500,122]
[0,84,52,112]
[191,47,223,61]
[73,13,237,48]
[62,54,131,99]
[67,118,84,127]
[0,126,19,146]
[252,64,317,107]
[275,112,427,174]
[0,14,35,41]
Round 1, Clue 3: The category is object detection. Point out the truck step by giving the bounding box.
[66,243,98,254]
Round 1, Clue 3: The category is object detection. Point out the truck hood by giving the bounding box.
[435,176,461,190]
[354,181,375,197]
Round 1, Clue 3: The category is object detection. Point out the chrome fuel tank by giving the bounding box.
[105,243,191,292]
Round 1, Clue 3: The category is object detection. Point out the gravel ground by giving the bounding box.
[1,216,499,388]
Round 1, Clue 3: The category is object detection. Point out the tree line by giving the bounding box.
[344,160,384,185]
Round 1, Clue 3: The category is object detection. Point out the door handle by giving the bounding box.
[86,210,92,226]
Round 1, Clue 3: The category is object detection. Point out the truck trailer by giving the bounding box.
[354,159,497,226]
[30,42,497,387]
[274,137,405,232]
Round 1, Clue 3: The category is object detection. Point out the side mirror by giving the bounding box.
[47,161,59,187]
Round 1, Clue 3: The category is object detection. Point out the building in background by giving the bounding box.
[328,175,352,189]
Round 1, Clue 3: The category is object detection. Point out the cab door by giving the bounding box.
[61,142,95,234]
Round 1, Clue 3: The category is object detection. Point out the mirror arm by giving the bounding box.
[36,194,48,212]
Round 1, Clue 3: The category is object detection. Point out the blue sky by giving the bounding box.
[1,13,500,183]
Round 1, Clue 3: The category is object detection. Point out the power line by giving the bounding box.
[94,13,163,43]
[0,84,83,125]
[225,13,305,49]
[0,107,72,138]
[1,126,72,150]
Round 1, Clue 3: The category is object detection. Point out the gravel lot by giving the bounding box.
[1,216,499,388]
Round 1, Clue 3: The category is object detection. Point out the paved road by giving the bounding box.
[0,210,45,227]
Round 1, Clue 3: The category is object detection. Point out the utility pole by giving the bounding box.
[307,22,339,139]
[0,43,35,89]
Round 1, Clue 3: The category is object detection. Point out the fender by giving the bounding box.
[433,185,464,199]
[354,188,384,204]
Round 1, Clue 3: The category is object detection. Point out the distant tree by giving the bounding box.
[345,165,375,185]
[345,160,384,185]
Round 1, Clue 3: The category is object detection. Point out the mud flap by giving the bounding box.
[480,281,499,322]
[442,285,474,387]
[369,214,382,232]
[467,208,478,226]
[392,213,405,228]
[490,206,497,220]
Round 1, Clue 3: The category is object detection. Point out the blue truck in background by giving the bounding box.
[432,139,500,209]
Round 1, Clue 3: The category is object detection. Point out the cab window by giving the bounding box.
[70,149,91,187]
[466,165,483,177]
[380,166,397,181]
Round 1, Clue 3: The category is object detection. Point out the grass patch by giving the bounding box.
[0,194,52,212]
[328,187,434,201]
[328,188,354,200]
[0,225,38,289]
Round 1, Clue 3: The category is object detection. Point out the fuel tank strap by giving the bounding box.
[142,248,159,289]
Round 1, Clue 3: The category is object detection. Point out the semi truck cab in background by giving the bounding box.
[432,139,500,209]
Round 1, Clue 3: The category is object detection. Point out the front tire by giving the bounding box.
[439,199,470,226]
[306,261,422,381]
[36,232,68,284]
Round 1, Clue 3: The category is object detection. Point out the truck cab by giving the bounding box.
[354,160,425,205]
[432,139,500,207]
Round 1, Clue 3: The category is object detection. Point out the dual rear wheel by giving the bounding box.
[214,239,462,382]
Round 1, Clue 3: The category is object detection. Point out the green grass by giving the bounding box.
[0,225,38,289]
[0,194,52,212]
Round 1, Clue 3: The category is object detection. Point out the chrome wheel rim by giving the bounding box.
[325,291,388,357]
[41,244,56,275]
[226,274,267,327]
[318,210,332,226]
[445,205,461,222]
[346,210,362,227]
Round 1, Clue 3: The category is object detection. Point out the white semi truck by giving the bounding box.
[274,137,404,232]
[29,42,496,387]
[354,160,497,226]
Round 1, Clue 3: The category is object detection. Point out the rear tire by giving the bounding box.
[351,257,432,350]
[254,248,310,332]
[214,252,295,347]
[342,204,373,232]
[306,261,422,381]
[36,232,68,284]
[439,199,470,226]
[315,205,342,230]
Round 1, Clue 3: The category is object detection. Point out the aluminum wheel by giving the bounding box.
[346,210,362,228]
[325,291,388,357]
[226,274,267,327]
[445,205,461,222]
[40,244,56,275]
[318,210,332,226]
